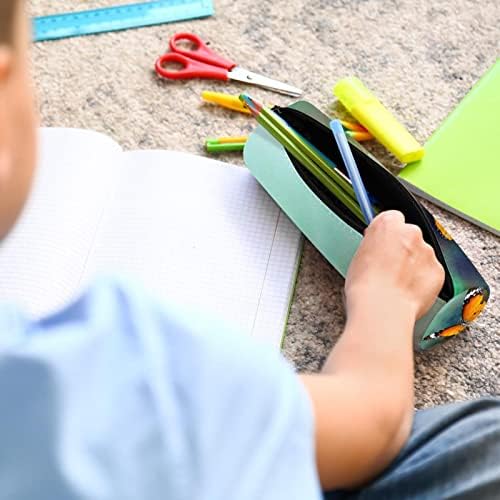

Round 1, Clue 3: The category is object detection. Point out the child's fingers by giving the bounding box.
[369,210,404,228]
[364,210,404,237]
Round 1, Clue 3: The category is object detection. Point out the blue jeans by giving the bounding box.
[326,397,500,499]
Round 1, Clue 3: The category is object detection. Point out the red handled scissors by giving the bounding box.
[155,33,302,97]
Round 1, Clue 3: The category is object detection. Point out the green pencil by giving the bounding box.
[260,108,358,201]
[240,94,365,222]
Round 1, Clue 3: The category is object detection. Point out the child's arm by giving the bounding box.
[300,210,445,491]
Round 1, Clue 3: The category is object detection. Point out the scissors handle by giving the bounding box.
[155,52,229,81]
[169,32,236,70]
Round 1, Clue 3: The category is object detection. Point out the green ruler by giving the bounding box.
[33,1,214,42]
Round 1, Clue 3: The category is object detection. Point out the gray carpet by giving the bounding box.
[31,0,499,408]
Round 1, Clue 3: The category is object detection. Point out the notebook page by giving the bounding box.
[0,128,121,316]
[252,210,303,346]
[82,150,302,346]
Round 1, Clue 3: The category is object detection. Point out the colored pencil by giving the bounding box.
[240,94,365,222]
[242,96,358,200]
[345,130,373,142]
[330,119,374,223]
[340,120,369,133]
[214,136,248,144]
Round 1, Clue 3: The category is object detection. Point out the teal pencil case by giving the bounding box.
[243,101,490,350]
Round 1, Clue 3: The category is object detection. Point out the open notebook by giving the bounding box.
[0,128,302,348]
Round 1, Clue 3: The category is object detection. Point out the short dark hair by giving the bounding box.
[0,0,18,45]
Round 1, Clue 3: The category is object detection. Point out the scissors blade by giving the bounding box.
[228,67,302,97]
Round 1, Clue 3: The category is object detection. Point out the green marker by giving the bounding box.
[205,136,247,154]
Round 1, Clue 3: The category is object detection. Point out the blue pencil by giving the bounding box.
[329,119,374,224]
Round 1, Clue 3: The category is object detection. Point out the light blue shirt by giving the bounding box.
[0,278,321,500]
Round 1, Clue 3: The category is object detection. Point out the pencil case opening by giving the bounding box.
[243,101,490,350]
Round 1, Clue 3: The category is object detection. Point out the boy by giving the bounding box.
[0,1,499,498]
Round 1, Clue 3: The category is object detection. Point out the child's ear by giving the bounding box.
[0,46,14,182]
[0,46,13,82]
[0,151,12,184]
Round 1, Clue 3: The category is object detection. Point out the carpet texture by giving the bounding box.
[31,0,499,407]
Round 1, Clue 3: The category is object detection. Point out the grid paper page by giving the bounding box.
[252,211,303,346]
[81,150,302,346]
[0,128,121,316]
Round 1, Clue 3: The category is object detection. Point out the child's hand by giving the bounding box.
[345,210,445,321]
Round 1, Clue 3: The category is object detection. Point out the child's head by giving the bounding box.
[0,0,37,240]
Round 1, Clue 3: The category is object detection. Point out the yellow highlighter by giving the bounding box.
[334,77,424,163]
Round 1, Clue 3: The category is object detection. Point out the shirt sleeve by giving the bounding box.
[0,278,322,500]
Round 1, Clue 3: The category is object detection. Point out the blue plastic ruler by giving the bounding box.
[33,0,214,42]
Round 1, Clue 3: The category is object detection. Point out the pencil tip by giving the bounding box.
[239,94,261,115]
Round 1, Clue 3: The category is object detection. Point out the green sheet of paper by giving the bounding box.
[399,60,500,236]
